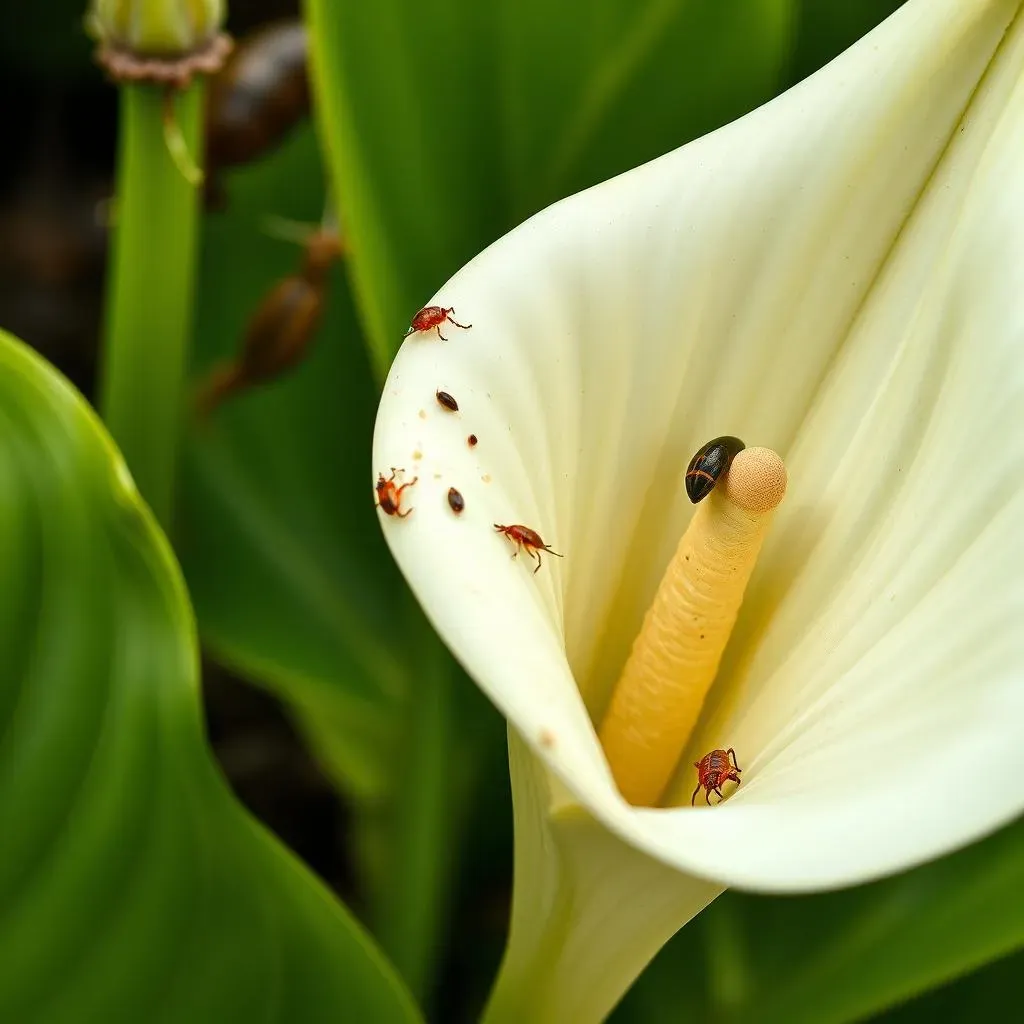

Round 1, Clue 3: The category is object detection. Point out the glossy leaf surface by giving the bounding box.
[0,327,420,1024]
[306,0,797,371]
[615,816,1024,1024]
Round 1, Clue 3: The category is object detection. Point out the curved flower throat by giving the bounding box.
[599,444,787,808]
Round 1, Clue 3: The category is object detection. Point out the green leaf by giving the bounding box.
[614,817,1024,1024]
[495,0,797,215]
[785,0,907,87]
[741,818,1024,1024]
[0,327,421,1024]
[306,0,798,371]
[871,947,1023,1022]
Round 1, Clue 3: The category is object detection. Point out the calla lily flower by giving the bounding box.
[373,0,1024,1020]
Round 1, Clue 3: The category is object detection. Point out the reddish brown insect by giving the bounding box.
[375,469,417,518]
[405,305,472,341]
[436,390,459,412]
[494,524,563,574]
[467,434,478,447]
[691,748,742,805]
[447,487,465,514]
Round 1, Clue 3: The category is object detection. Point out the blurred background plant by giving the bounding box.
[1,0,1021,1021]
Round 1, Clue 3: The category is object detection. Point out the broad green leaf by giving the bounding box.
[613,816,1024,1024]
[0,328,420,1023]
[872,947,1022,1022]
[305,0,797,372]
[785,0,907,87]
[494,0,796,214]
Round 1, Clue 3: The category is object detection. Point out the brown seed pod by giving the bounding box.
[447,487,465,514]
[206,21,309,173]
[195,229,344,416]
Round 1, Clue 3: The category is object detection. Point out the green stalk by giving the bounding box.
[99,84,203,530]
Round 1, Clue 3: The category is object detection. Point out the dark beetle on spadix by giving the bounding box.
[685,436,746,503]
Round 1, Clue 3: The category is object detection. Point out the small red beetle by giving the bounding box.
[405,305,472,341]
[691,748,742,805]
[494,523,563,574]
[375,468,417,517]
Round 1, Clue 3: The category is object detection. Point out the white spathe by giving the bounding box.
[374,0,1024,1019]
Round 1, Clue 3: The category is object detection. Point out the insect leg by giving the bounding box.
[435,326,448,341]
[690,782,701,806]
[727,747,741,771]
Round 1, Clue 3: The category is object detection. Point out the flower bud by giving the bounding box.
[87,0,232,87]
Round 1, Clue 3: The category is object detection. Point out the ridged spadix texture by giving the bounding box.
[373,1,1024,1019]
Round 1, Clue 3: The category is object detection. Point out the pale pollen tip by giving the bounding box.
[723,447,787,513]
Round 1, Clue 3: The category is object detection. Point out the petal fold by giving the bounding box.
[482,735,719,1024]
[375,0,1024,892]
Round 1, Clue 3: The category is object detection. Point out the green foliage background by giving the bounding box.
[1,0,1021,1021]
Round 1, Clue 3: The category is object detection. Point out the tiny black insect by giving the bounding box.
[436,390,459,412]
[685,436,745,503]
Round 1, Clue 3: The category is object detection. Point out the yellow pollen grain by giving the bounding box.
[598,447,787,807]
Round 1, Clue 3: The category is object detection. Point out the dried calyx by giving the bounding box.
[87,0,232,87]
